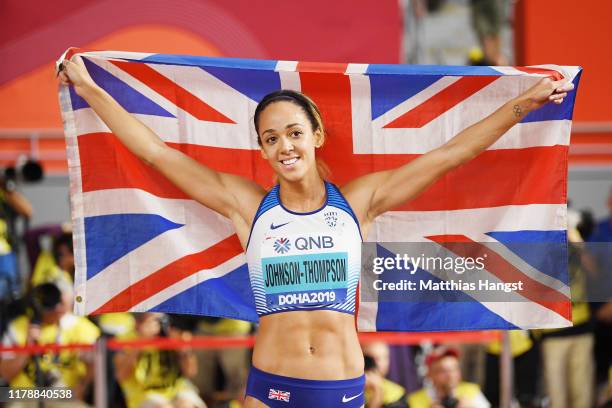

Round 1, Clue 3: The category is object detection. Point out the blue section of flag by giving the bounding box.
[486,230,569,284]
[202,66,281,102]
[375,301,518,331]
[69,59,175,117]
[520,72,582,123]
[150,263,259,322]
[140,54,278,71]
[366,64,502,76]
[369,74,443,120]
[85,214,183,279]
[373,244,516,330]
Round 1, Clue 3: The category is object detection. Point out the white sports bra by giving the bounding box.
[245,181,362,317]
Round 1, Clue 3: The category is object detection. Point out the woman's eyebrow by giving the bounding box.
[262,123,302,135]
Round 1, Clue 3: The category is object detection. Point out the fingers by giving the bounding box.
[549,92,567,101]
[549,91,567,105]
[546,78,574,105]
[551,79,575,93]
[58,70,71,86]
[58,71,68,83]
[70,55,86,68]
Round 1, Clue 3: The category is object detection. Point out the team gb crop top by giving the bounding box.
[245,181,362,317]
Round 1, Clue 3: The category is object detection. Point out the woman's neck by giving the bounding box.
[278,173,326,213]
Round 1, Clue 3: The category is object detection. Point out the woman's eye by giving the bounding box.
[266,136,277,144]
[291,131,302,138]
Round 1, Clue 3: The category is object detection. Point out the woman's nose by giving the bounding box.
[279,135,294,153]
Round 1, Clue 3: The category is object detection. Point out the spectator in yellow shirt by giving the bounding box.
[113,312,205,408]
[408,346,490,408]
[363,341,407,408]
[0,283,100,406]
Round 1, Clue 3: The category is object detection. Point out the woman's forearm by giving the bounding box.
[444,93,537,165]
[76,84,166,165]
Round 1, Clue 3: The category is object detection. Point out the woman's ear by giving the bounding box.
[260,147,268,160]
[314,130,324,148]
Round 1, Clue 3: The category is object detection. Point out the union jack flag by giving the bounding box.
[59,49,581,331]
[268,388,291,402]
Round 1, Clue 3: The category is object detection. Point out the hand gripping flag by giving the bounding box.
[58,49,581,331]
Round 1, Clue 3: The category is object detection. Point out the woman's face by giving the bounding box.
[258,101,321,182]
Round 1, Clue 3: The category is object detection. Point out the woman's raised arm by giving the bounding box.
[342,76,575,233]
[58,56,265,225]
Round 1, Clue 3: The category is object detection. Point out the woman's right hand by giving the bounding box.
[57,55,98,96]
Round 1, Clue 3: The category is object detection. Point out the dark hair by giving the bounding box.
[253,90,325,145]
[52,232,73,264]
[31,283,62,311]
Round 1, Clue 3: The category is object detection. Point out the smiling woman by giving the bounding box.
[254,90,329,186]
[57,54,573,407]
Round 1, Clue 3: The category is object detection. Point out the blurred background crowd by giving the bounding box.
[0,0,611,407]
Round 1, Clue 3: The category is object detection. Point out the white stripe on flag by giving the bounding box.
[78,189,237,314]
[368,204,566,242]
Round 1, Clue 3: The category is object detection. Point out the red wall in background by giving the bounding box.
[515,0,611,123]
[0,0,401,172]
[0,0,402,129]
[515,0,612,166]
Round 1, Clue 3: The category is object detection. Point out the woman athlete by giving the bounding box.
[58,55,573,407]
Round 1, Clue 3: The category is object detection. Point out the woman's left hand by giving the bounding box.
[524,76,575,110]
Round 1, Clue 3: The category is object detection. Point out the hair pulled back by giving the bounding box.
[254,90,325,146]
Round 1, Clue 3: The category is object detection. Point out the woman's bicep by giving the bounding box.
[345,147,455,224]
[150,146,264,219]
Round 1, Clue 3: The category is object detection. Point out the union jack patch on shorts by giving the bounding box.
[268,388,291,402]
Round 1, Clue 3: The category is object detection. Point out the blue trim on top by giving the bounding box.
[245,186,280,250]
[277,182,330,216]
[327,183,364,241]
[259,307,354,318]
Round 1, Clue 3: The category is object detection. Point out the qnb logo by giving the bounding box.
[273,237,291,254]
[295,235,334,250]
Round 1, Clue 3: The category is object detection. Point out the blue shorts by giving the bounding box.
[246,366,365,407]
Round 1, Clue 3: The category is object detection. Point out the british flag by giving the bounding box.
[268,388,291,402]
[59,49,581,331]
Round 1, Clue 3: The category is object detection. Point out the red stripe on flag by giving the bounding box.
[93,234,243,314]
[109,60,235,123]
[79,133,566,210]
[392,145,568,211]
[427,235,571,321]
[297,61,349,73]
[326,146,567,211]
[78,133,274,197]
[383,76,499,129]
[513,67,564,80]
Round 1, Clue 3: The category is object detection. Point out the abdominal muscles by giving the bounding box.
[252,310,364,380]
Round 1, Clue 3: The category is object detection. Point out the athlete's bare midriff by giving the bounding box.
[252,310,364,380]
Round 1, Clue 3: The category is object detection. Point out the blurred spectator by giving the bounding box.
[408,346,489,408]
[0,282,99,406]
[30,231,74,288]
[0,181,33,303]
[113,312,205,408]
[539,218,594,408]
[484,330,539,407]
[363,341,407,408]
[588,187,612,404]
[193,318,251,404]
[469,0,508,66]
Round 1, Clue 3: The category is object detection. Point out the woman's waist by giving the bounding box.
[252,310,363,379]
